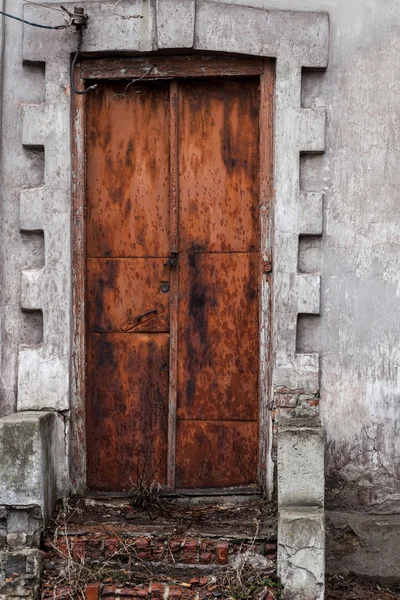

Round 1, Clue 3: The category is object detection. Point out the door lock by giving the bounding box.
[164,251,178,268]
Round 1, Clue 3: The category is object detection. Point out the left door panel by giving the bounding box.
[86,81,170,491]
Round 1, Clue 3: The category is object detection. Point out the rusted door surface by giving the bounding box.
[85,73,265,492]
[86,82,170,490]
[176,79,260,488]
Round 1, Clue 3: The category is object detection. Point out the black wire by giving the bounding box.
[0,9,66,29]
[70,28,97,95]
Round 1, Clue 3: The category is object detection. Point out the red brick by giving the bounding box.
[55,586,72,600]
[150,582,165,600]
[103,585,118,596]
[73,538,86,560]
[55,538,69,557]
[135,537,151,560]
[105,538,119,558]
[86,583,100,600]
[274,393,297,408]
[119,588,137,597]
[215,540,229,565]
[199,540,214,564]
[151,539,166,560]
[132,588,149,599]
[87,539,103,558]
[182,539,197,563]
[168,538,182,560]
[265,543,277,555]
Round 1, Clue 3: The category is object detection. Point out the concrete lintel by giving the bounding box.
[0,412,59,522]
[278,507,325,600]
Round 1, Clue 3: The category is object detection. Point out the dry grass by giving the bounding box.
[43,499,281,600]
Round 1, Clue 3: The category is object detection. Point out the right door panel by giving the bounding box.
[175,78,261,488]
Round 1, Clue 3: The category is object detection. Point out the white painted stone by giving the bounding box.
[299,108,326,153]
[23,2,156,59]
[278,418,324,508]
[0,412,57,521]
[157,0,195,48]
[274,355,320,394]
[298,192,323,236]
[278,508,325,600]
[195,2,328,67]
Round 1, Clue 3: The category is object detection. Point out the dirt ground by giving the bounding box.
[326,575,400,600]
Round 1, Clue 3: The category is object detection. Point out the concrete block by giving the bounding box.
[326,511,400,584]
[273,355,320,395]
[20,268,44,312]
[18,349,70,412]
[0,412,58,522]
[195,3,329,67]
[157,0,195,48]
[7,511,29,534]
[278,418,324,508]
[0,548,41,598]
[299,108,326,153]
[298,192,323,236]
[278,508,325,600]
[7,533,27,549]
[23,2,156,61]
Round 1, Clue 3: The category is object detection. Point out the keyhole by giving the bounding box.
[160,282,170,293]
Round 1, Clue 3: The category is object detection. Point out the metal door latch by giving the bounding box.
[164,252,178,267]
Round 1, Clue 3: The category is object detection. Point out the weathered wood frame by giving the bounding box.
[72,55,274,494]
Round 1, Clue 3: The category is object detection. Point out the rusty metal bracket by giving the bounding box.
[61,5,88,28]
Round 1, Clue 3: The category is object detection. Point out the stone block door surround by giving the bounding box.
[1,1,328,598]
[19,0,328,496]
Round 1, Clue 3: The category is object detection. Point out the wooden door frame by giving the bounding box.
[71,54,274,495]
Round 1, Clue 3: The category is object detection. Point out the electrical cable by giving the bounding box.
[0,9,66,29]
[2,3,97,95]
[23,0,65,13]
[70,28,97,95]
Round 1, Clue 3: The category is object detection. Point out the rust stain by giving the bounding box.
[84,66,272,492]
[86,333,169,491]
[178,78,260,254]
[175,77,261,487]
[86,80,170,258]
[86,258,170,333]
[177,253,259,421]
[175,421,259,488]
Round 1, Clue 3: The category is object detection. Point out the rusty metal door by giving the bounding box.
[85,65,269,492]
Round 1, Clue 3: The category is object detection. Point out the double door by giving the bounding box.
[85,65,269,492]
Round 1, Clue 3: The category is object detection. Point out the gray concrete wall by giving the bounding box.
[217,0,400,515]
[0,0,399,530]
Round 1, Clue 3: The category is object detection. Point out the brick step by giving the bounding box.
[41,499,278,599]
[43,530,277,567]
[43,580,280,600]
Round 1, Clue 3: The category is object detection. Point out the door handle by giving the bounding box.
[164,251,178,268]
[136,309,158,323]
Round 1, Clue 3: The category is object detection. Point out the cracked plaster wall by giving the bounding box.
[0,0,399,520]
[223,0,400,515]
